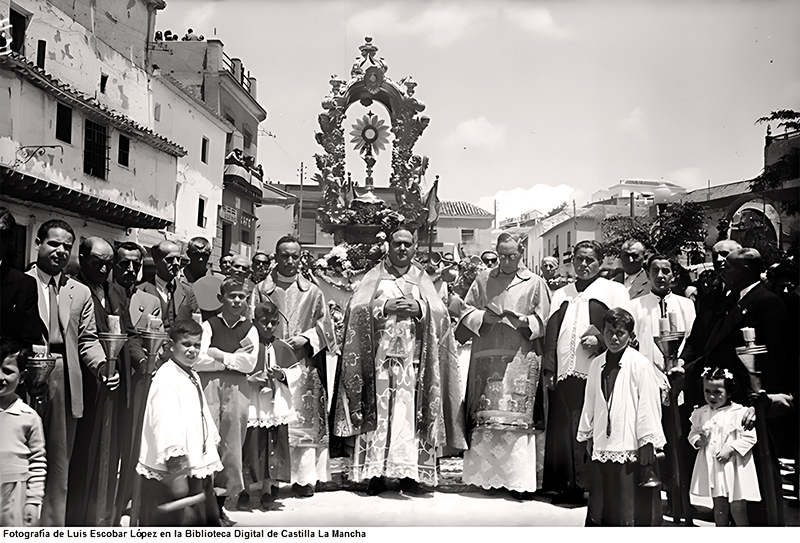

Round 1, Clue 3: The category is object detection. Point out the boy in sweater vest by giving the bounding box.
[195,278,259,526]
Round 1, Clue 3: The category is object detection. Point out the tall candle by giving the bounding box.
[658,317,670,335]
[667,311,678,332]
[146,315,162,331]
[107,315,122,334]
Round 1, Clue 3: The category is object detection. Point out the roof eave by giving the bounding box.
[0,53,186,157]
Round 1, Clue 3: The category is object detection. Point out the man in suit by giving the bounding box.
[66,237,146,525]
[679,239,743,405]
[181,236,213,284]
[682,247,788,525]
[0,208,44,346]
[611,239,649,299]
[26,219,116,526]
[112,242,161,332]
[137,240,198,330]
[110,240,162,523]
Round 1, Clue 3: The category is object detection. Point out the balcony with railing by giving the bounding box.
[224,148,263,203]
[222,51,252,95]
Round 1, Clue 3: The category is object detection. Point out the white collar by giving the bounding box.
[276,272,297,283]
[220,314,247,328]
[738,281,760,301]
[155,274,172,292]
[36,267,61,287]
[0,397,27,415]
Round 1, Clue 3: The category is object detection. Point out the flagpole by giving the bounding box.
[297,161,304,237]
[427,176,439,256]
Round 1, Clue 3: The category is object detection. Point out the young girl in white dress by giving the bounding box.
[688,367,760,526]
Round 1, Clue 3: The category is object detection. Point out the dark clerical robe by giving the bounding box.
[67,277,145,526]
[542,277,631,494]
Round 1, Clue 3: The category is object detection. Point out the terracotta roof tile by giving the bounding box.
[439,201,493,217]
[0,53,186,157]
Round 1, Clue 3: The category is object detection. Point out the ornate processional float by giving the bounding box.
[307,37,434,309]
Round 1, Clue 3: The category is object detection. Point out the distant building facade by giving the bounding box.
[150,37,267,259]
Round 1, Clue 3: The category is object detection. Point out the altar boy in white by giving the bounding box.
[577,308,666,526]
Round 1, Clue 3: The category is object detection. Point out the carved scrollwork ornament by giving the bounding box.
[314,37,431,232]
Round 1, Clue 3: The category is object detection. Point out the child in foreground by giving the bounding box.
[136,320,222,526]
[194,277,259,525]
[577,308,666,526]
[238,301,297,511]
[0,339,46,527]
[689,367,760,526]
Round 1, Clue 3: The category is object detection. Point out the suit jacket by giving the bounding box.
[77,274,146,405]
[680,284,728,368]
[1,265,45,346]
[128,288,162,332]
[137,277,198,330]
[611,268,650,300]
[681,283,788,407]
[26,266,107,418]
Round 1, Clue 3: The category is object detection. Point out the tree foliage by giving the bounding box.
[600,215,653,257]
[544,201,568,218]
[755,109,800,133]
[716,217,730,242]
[750,147,800,194]
[651,201,708,264]
[600,201,709,263]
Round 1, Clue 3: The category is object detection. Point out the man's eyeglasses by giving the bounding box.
[484,258,498,265]
[116,261,142,271]
[498,254,520,261]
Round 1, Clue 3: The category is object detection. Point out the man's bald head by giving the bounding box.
[229,255,251,281]
[723,248,763,292]
[152,240,182,281]
[79,236,113,257]
[620,239,646,275]
[541,256,558,280]
[79,237,114,285]
[711,239,742,274]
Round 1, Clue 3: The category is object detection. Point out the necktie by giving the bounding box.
[167,280,176,320]
[49,278,63,345]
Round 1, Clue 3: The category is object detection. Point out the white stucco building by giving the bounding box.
[1,0,184,265]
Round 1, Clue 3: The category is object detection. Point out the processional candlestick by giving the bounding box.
[654,318,688,522]
[735,327,782,525]
[96,316,128,526]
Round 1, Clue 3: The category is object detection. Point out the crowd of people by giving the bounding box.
[0,206,797,527]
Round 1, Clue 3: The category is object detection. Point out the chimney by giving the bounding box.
[232,59,242,84]
[248,77,257,99]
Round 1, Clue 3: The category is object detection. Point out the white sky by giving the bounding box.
[156,0,800,221]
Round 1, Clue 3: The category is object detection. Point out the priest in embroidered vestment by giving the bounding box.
[333,226,466,495]
[253,235,336,497]
[455,233,550,498]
